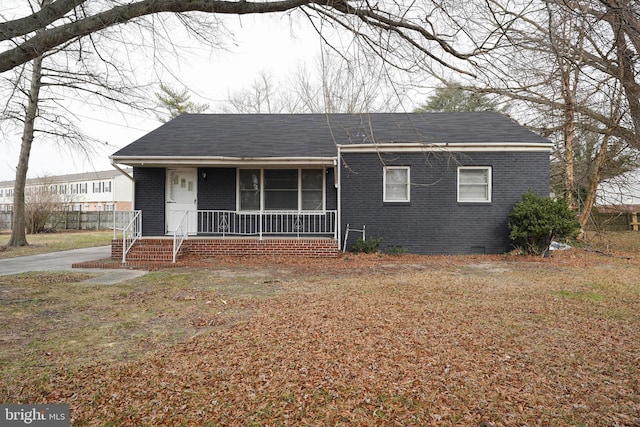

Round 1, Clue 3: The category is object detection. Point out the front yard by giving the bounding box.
[1,237,639,426]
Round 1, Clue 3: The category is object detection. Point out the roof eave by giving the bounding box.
[337,142,553,152]
[109,156,338,168]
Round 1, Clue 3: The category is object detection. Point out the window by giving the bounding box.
[383,166,410,202]
[301,169,323,210]
[458,166,492,203]
[264,169,298,210]
[239,169,261,210]
[93,181,113,193]
[239,168,325,211]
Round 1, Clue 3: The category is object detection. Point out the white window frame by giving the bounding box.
[458,166,492,203]
[383,166,410,203]
[237,168,326,212]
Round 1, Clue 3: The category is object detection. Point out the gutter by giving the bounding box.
[108,156,337,167]
[337,142,554,153]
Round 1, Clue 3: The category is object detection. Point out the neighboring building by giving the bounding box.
[110,112,552,257]
[0,168,134,213]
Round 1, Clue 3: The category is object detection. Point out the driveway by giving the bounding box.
[0,246,147,284]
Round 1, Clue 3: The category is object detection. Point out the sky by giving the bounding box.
[0,12,332,182]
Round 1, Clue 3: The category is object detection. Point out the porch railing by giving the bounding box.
[118,210,142,263]
[196,210,337,240]
[172,210,189,263]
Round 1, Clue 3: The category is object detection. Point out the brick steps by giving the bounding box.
[112,238,185,262]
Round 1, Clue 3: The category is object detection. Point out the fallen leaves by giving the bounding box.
[1,248,640,426]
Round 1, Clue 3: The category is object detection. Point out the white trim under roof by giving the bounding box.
[109,156,337,168]
[338,142,553,153]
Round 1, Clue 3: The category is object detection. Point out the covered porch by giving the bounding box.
[112,209,340,264]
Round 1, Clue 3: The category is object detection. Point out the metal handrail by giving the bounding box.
[121,210,142,263]
[172,210,189,263]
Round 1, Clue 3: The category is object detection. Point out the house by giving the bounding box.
[109,112,552,260]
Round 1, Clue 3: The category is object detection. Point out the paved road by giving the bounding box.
[0,246,147,284]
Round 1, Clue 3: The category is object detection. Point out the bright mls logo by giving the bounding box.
[1,404,69,426]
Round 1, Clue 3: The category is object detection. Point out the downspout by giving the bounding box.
[335,146,341,250]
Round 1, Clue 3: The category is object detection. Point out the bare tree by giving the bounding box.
[2,0,150,247]
[225,71,288,113]
[23,175,73,233]
[447,0,639,230]
[0,0,491,76]
[225,52,407,113]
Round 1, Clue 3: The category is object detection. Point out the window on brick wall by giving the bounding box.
[458,166,492,203]
[383,166,410,202]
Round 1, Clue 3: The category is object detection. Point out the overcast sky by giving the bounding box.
[0,12,328,182]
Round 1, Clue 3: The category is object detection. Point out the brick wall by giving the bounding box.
[133,167,165,236]
[186,238,339,257]
[340,151,550,254]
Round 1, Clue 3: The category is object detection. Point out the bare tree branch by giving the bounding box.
[0,0,483,75]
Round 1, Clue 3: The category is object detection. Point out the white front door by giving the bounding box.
[166,168,198,234]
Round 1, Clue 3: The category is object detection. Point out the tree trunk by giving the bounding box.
[579,133,611,230]
[559,56,577,210]
[7,54,44,247]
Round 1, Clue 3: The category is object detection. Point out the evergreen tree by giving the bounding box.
[155,84,209,122]
[414,85,496,113]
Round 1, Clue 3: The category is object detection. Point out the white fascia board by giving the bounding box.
[337,142,553,153]
[108,156,337,167]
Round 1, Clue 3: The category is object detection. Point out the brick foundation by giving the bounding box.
[111,237,340,262]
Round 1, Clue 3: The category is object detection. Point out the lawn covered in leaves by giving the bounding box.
[1,246,639,426]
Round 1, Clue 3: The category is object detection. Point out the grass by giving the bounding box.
[580,229,640,253]
[0,269,284,378]
[0,230,113,259]
[0,231,638,425]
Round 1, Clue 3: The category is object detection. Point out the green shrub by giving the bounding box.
[508,191,580,256]
[351,237,382,254]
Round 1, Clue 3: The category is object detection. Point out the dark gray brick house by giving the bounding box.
[110,112,551,257]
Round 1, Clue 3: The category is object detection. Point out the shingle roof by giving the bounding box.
[111,112,550,159]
